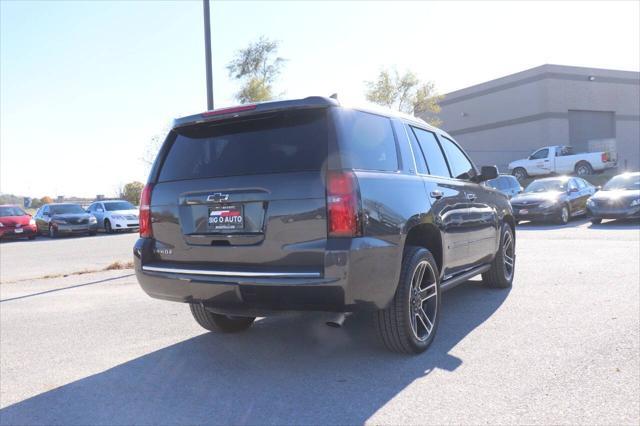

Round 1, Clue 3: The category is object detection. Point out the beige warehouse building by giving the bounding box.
[427,64,640,173]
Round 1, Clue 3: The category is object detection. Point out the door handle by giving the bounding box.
[466,193,477,201]
[430,190,443,199]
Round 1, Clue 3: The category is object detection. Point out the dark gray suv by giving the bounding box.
[134,97,516,354]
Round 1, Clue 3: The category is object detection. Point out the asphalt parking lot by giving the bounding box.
[1,220,639,425]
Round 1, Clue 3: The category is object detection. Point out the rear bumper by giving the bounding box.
[133,236,401,314]
[0,225,37,238]
[587,206,640,220]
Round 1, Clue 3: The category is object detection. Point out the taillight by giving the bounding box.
[139,183,153,238]
[601,152,609,162]
[327,171,361,237]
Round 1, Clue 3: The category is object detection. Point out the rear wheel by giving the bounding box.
[590,218,602,225]
[376,246,440,354]
[189,304,255,333]
[482,224,515,288]
[575,161,593,176]
[512,168,528,181]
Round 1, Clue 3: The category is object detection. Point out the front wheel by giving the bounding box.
[189,304,255,333]
[48,225,58,238]
[104,219,113,234]
[557,205,570,225]
[590,218,602,225]
[376,246,441,354]
[482,224,515,288]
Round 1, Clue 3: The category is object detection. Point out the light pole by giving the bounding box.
[203,0,214,110]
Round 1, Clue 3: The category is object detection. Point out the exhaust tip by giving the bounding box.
[325,313,347,328]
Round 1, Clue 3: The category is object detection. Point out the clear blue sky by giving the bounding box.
[1,0,638,198]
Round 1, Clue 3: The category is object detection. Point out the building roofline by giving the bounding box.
[441,64,640,106]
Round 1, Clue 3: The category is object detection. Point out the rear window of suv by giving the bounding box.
[158,109,328,182]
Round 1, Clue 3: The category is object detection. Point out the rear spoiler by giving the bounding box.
[172,96,339,129]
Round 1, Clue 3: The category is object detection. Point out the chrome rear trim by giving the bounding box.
[142,265,321,278]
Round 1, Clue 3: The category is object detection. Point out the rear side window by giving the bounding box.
[158,109,328,182]
[411,127,451,178]
[438,136,475,179]
[336,110,398,171]
[407,130,428,174]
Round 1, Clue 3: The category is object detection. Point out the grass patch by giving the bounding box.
[104,261,134,271]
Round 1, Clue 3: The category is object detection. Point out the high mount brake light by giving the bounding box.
[139,184,153,238]
[327,171,362,237]
[201,104,257,117]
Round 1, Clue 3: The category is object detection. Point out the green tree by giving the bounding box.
[120,182,144,205]
[365,68,443,126]
[227,36,286,103]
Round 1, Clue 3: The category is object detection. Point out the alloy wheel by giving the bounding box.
[502,229,515,280]
[561,207,569,223]
[408,260,438,342]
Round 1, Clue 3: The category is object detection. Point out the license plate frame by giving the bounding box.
[208,204,244,231]
[14,228,23,234]
[519,209,529,215]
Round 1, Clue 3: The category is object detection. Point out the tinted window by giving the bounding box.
[530,149,549,160]
[337,110,398,171]
[603,174,640,190]
[104,201,135,211]
[159,110,328,182]
[43,206,49,215]
[50,204,85,215]
[0,206,26,217]
[407,128,428,174]
[438,136,475,179]
[525,179,568,193]
[411,127,450,177]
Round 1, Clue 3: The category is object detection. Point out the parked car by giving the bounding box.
[508,145,616,180]
[88,200,139,233]
[485,174,523,198]
[586,172,640,224]
[34,203,98,238]
[510,176,596,224]
[0,205,37,240]
[134,97,516,355]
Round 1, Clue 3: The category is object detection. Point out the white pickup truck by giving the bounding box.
[508,145,616,180]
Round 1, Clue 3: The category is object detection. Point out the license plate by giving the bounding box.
[208,204,244,231]
[14,228,23,233]
[519,209,529,215]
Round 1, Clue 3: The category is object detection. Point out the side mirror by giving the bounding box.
[596,186,602,191]
[476,165,499,182]
[568,187,579,193]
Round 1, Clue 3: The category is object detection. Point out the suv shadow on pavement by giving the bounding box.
[0,281,509,425]
[516,218,590,230]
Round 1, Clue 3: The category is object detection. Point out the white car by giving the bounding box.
[87,200,139,233]
[508,145,617,180]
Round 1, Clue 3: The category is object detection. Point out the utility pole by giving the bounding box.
[203,0,214,110]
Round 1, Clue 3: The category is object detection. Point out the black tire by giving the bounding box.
[28,235,36,240]
[575,161,593,176]
[482,224,515,288]
[48,225,58,238]
[189,304,255,333]
[590,218,602,225]
[512,167,528,181]
[104,219,113,234]
[556,204,570,225]
[88,231,97,236]
[376,246,441,354]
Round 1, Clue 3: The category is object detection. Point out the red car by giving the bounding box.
[0,205,37,240]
